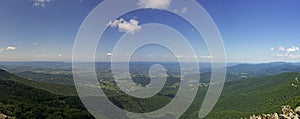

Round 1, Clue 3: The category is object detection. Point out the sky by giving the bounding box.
[0,0,300,63]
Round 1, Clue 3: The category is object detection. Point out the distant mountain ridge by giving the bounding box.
[227,62,300,78]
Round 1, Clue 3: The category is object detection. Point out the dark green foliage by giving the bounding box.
[180,72,300,119]
[2,67,300,119]
[0,70,76,96]
[0,69,93,119]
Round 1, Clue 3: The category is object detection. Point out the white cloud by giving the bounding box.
[0,48,5,52]
[106,52,113,56]
[32,0,52,8]
[137,0,171,9]
[286,46,299,53]
[275,53,300,59]
[278,46,285,51]
[0,46,16,53]
[6,46,16,51]
[108,19,141,34]
[272,45,300,59]
[33,42,39,46]
[58,54,62,57]
[270,48,275,51]
[174,7,188,14]
[175,55,184,58]
[181,7,188,13]
[198,55,216,59]
[275,53,287,57]
[147,55,154,57]
[35,54,46,58]
[175,55,215,59]
[289,54,300,59]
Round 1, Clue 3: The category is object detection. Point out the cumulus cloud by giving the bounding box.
[278,46,285,51]
[106,52,113,56]
[270,48,275,51]
[272,46,300,59]
[137,0,171,9]
[32,0,52,8]
[175,7,188,14]
[6,46,16,51]
[286,46,299,53]
[108,19,141,34]
[0,46,16,53]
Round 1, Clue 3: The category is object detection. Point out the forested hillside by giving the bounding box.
[0,69,93,119]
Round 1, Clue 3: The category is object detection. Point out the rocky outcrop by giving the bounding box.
[247,105,300,119]
[0,113,7,119]
[294,106,300,115]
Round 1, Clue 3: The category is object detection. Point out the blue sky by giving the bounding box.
[0,0,300,63]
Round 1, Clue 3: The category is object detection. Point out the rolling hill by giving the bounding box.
[181,72,300,118]
[1,66,300,118]
[0,69,76,96]
[0,69,93,118]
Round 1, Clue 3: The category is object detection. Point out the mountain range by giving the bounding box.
[1,61,300,118]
